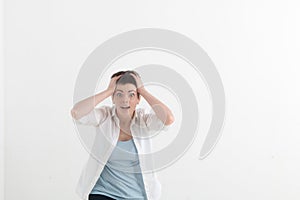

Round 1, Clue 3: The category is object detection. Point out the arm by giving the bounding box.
[70,75,121,120]
[70,89,113,120]
[139,88,175,126]
[131,73,175,126]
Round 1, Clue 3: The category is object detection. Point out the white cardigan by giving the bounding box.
[74,105,170,200]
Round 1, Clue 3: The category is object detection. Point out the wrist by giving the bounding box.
[138,87,147,95]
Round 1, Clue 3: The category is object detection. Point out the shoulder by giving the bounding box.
[135,107,171,132]
[95,105,112,110]
[135,107,148,118]
[135,107,155,124]
[95,105,113,116]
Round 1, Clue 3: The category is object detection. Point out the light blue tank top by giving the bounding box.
[90,139,148,200]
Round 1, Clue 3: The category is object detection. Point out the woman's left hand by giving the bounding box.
[131,73,145,93]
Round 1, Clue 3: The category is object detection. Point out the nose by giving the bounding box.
[122,94,129,103]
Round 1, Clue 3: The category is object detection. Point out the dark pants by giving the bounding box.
[89,194,116,200]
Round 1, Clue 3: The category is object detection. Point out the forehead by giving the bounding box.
[115,83,137,92]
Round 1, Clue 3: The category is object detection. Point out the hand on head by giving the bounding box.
[107,74,122,93]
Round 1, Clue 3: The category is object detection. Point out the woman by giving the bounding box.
[71,70,174,200]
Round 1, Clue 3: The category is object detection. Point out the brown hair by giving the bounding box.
[111,70,141,98]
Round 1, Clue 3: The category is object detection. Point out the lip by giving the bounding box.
[120,106,130,109]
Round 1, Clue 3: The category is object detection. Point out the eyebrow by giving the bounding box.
[116,89,136,93]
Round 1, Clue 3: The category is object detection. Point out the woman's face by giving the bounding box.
[112,83,140,119]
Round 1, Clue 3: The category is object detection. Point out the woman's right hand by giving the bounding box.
[107,74,122,94]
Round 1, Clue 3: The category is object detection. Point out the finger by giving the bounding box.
[130,73,138,79]
[115,74,122,78]
[112,74,122,80]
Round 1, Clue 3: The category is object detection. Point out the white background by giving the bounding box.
[1,0,300,199]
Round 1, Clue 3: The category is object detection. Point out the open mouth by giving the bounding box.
[121,106,130,109]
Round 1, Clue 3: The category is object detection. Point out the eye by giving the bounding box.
[129,93,135,97]
[116,93,123,97]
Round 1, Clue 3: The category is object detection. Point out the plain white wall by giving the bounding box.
[3,0,300,200]
[1,0,5,199]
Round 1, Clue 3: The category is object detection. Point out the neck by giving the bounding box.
[118,115,131,124]
[116,110,135,125]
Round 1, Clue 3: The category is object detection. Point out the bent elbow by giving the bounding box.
[165,114,175,126]
[70,109,78,120]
